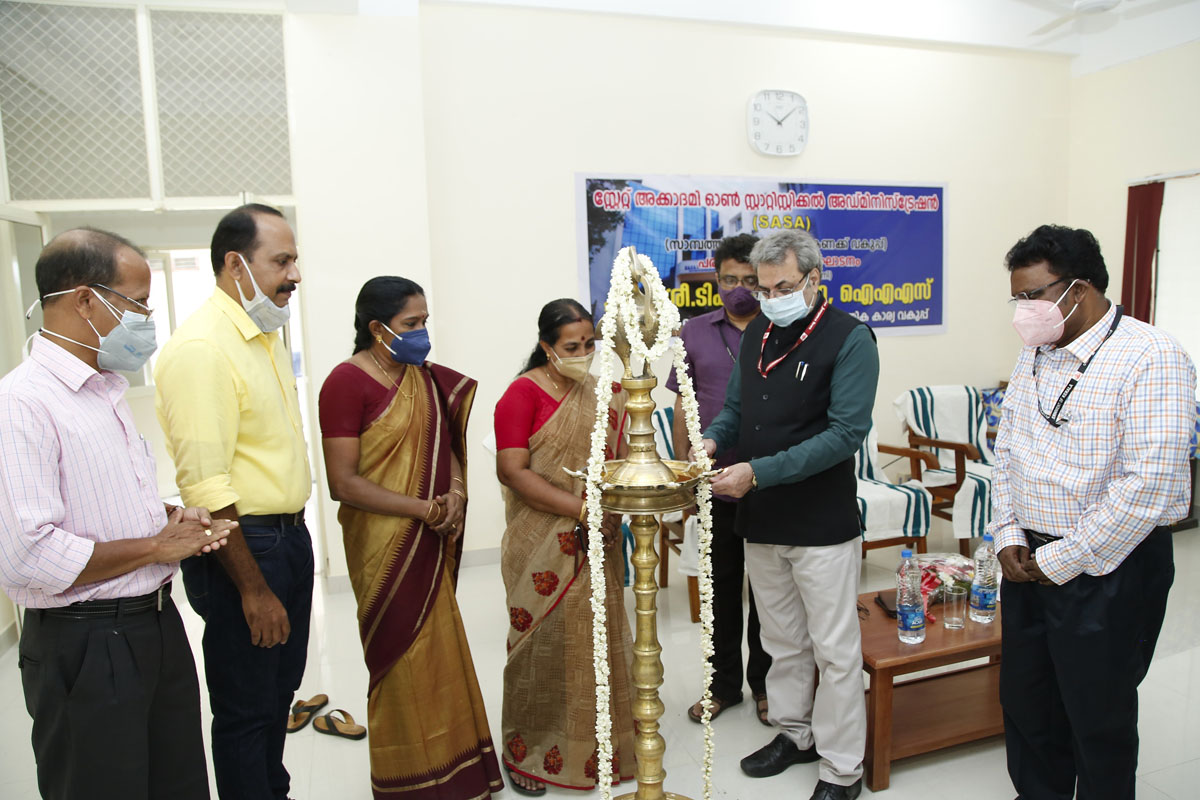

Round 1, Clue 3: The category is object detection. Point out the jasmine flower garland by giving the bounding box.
[584,247,716,800]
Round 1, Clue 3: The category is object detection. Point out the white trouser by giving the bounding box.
[745,538,866,786]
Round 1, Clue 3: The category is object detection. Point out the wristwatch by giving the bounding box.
[749,466,758,491]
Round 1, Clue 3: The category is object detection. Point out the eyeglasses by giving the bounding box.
[92,284,154,318]
[717,274,759,290]
[751,280,804,302]
[1008,278,1068,304]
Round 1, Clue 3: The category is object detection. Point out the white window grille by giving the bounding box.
[0,3,293,207]
[0,2,150,200]
[151,10,292,198]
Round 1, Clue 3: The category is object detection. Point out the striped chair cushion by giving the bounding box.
[857,478,932,543]
[895,385,995,468]
[924,463,993,540]
[854,424,932,542]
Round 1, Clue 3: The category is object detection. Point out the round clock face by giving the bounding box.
[747,90,808,157]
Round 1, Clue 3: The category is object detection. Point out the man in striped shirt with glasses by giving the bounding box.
[0,228,237,800]
[991,224,1196,800]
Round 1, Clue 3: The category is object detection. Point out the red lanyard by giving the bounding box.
[757,301,829,378]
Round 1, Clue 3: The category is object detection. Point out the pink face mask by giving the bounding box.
[1011,279,1080,347]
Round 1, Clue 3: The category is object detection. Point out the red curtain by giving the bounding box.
[1121,181,1165,323]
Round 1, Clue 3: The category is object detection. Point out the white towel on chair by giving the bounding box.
[677,515,699,577]
[893,385,995,469]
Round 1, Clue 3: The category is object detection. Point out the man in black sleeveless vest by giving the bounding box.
[700,229,877,800]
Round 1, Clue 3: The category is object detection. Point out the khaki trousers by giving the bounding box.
[745,538,866,786]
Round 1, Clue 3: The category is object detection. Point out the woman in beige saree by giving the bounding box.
[319,277,502,800]
[494,299,637,795]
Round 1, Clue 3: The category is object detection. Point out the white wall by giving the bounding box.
[418,5,1070,552]
[285,10,434,577]
[1067,40,1200,299]
[279,7,1196,563]
[1,7,1193,585]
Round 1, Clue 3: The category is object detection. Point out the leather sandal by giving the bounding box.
[313,708,367,740]
[504,763,547,797]
[753,691,770,726]
[687,695,742,723]
[286,693,329,733]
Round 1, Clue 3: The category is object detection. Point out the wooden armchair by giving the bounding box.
[894,386,996,556]
[855,423,938,555]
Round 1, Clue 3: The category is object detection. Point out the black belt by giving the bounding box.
[239,510,305,528]
[1023,529,1062,553]
[40,582,171,619]
[1023,525,1168,554]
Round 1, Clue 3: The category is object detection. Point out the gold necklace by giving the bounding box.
[542,365,561,393]
[368,349,414,399]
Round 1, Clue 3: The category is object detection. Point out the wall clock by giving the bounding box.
[747,89,808,157]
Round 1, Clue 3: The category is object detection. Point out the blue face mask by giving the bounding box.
[382,324,431,365]
[34,287,158,372]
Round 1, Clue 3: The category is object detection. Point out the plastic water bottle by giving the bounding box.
[970,534,998,623]
[897,548,925,644]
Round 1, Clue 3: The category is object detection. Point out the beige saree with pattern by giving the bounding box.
[498,375,637,790]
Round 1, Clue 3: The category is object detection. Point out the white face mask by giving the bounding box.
[35,287,158,372]
[235,253,291,333]
[760,276,813,327]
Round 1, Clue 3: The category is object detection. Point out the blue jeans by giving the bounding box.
[181,519,314,800]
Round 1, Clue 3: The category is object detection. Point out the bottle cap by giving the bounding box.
[982,533,993,541]
[900,549,912,558]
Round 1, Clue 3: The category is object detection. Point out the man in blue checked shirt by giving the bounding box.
[991,224,1196,800]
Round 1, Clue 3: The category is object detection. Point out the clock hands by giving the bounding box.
[776,105,800,124]
[763,106,801,126]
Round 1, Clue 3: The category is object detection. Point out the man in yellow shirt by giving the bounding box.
[155,203,312,800]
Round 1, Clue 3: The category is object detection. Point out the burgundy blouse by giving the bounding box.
[318,361,396,438]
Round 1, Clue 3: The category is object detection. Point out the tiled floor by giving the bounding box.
[1,523,1198,799]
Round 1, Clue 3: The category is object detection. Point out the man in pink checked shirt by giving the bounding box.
[991,224,1196,800]
[0,228,237,800]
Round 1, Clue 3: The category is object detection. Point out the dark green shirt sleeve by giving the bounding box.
[748,325,879,488]
[702,357,742,454]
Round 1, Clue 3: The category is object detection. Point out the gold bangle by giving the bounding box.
[451,476,465,484]
[450,488,467,501]
[578,502,588,523]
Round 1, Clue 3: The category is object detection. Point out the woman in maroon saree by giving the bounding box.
[319,277,502,800]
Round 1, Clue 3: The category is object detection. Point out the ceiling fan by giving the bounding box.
[1032,0,1123,36]
[1028,0,1189,36]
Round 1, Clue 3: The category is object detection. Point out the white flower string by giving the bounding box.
[585,305,617,798]
[671,335,717,800]
[584,246,717,800]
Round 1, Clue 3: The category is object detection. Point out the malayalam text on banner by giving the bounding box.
[576,174,945,334]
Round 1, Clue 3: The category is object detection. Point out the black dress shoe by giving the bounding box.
[739,733,819,777]
[809,778,862,800]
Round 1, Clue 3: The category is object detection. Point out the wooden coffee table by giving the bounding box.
[859,591,1004,790]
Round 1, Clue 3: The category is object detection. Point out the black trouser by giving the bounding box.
[18,591,209,800]
[710,497,772,702]
[1000,528,1174,800]
[181,517,314,800]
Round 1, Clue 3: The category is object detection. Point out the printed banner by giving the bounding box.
[577,174,945,334]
